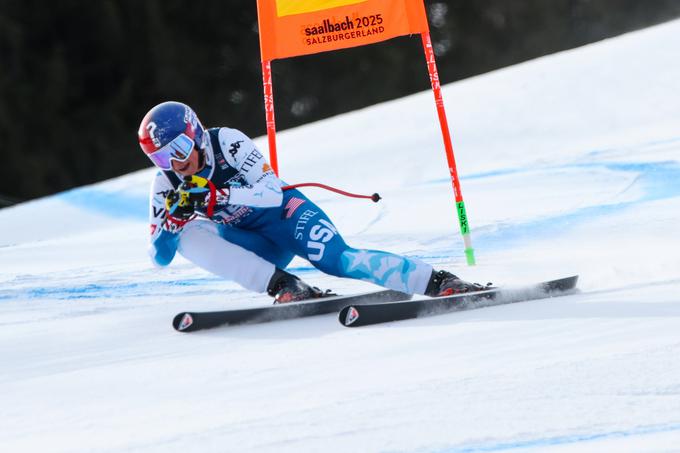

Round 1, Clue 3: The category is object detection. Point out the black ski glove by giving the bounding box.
[163,176,212,232]
[165,189,197,221]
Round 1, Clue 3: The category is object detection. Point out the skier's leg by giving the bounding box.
[214,224,328,302]
[259,194,434,294]
[215,223,294,270]
[335,246,433,295]
[302,223,483,296]
[177,220,280,292]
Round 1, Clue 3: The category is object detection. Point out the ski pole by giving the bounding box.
[282,182,381,203]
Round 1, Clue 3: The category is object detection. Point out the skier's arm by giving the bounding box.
[148,173,181,266]
[217,128,283,208]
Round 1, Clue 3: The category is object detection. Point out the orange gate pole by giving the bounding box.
[421,32,476,266]
[262,60,279,175]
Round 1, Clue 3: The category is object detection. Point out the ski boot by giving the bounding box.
[267,268,334,304]
[424,270,492,297]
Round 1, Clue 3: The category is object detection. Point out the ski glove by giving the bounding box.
[162,176,208,232]
[162,190,195,233]
[163,176,230,233]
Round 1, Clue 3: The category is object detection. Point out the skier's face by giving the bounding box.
[171,146,201,176]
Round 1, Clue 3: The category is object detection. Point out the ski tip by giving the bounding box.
[172,312,195,332]
[543,275,579,292]
[339,305,361,327]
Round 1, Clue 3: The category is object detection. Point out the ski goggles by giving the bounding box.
[147,133,195,170]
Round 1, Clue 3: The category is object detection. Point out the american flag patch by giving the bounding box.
[284,197,306,219]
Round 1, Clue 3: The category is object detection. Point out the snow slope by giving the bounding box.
[2,19,680,453]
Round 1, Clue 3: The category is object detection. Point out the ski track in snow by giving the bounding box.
[2,19,680,453]
[432,422,680,453]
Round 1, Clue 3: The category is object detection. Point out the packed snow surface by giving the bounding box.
[2,20,680,453]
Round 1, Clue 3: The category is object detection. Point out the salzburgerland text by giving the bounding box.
[305,26,385,45]
[303,14,386,46]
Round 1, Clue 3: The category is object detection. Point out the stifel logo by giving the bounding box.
[276,0,367,17]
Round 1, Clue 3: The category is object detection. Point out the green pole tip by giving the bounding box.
[465,248,476,266]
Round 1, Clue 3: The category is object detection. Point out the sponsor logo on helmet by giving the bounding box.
[344,306,360,325]
[178,313,194,331]
[146,122,161,147]
[183,106,199,130]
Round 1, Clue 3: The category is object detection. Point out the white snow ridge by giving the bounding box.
[2,19,680,453]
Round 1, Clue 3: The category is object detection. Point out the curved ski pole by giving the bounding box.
[282,182,381,202]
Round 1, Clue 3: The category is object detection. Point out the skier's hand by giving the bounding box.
[165,189,196,222]
[161,189,195,233]
[169,175,229,221]
[163,176,216,231]
[185,175,230,207]
[177,175,210,213]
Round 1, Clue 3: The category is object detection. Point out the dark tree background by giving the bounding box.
[2,0,680,206]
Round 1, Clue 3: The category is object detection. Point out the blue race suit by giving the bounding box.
[147,127,433,294]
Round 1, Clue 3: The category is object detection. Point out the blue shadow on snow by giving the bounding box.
[57,161,680,255]
[427,422,680,453]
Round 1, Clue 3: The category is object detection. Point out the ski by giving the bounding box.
[173,289,412,332]
[339,275,579,327]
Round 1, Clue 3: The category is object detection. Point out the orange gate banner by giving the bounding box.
[256,0,430,61]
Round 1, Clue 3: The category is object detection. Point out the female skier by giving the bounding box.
[139,101,483,303]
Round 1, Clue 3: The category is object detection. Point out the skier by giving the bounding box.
[138,101,484,303]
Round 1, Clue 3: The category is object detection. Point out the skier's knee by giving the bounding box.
[177,221,218,252]
[307,247,345,276]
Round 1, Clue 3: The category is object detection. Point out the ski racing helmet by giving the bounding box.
[138,101,208,170]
